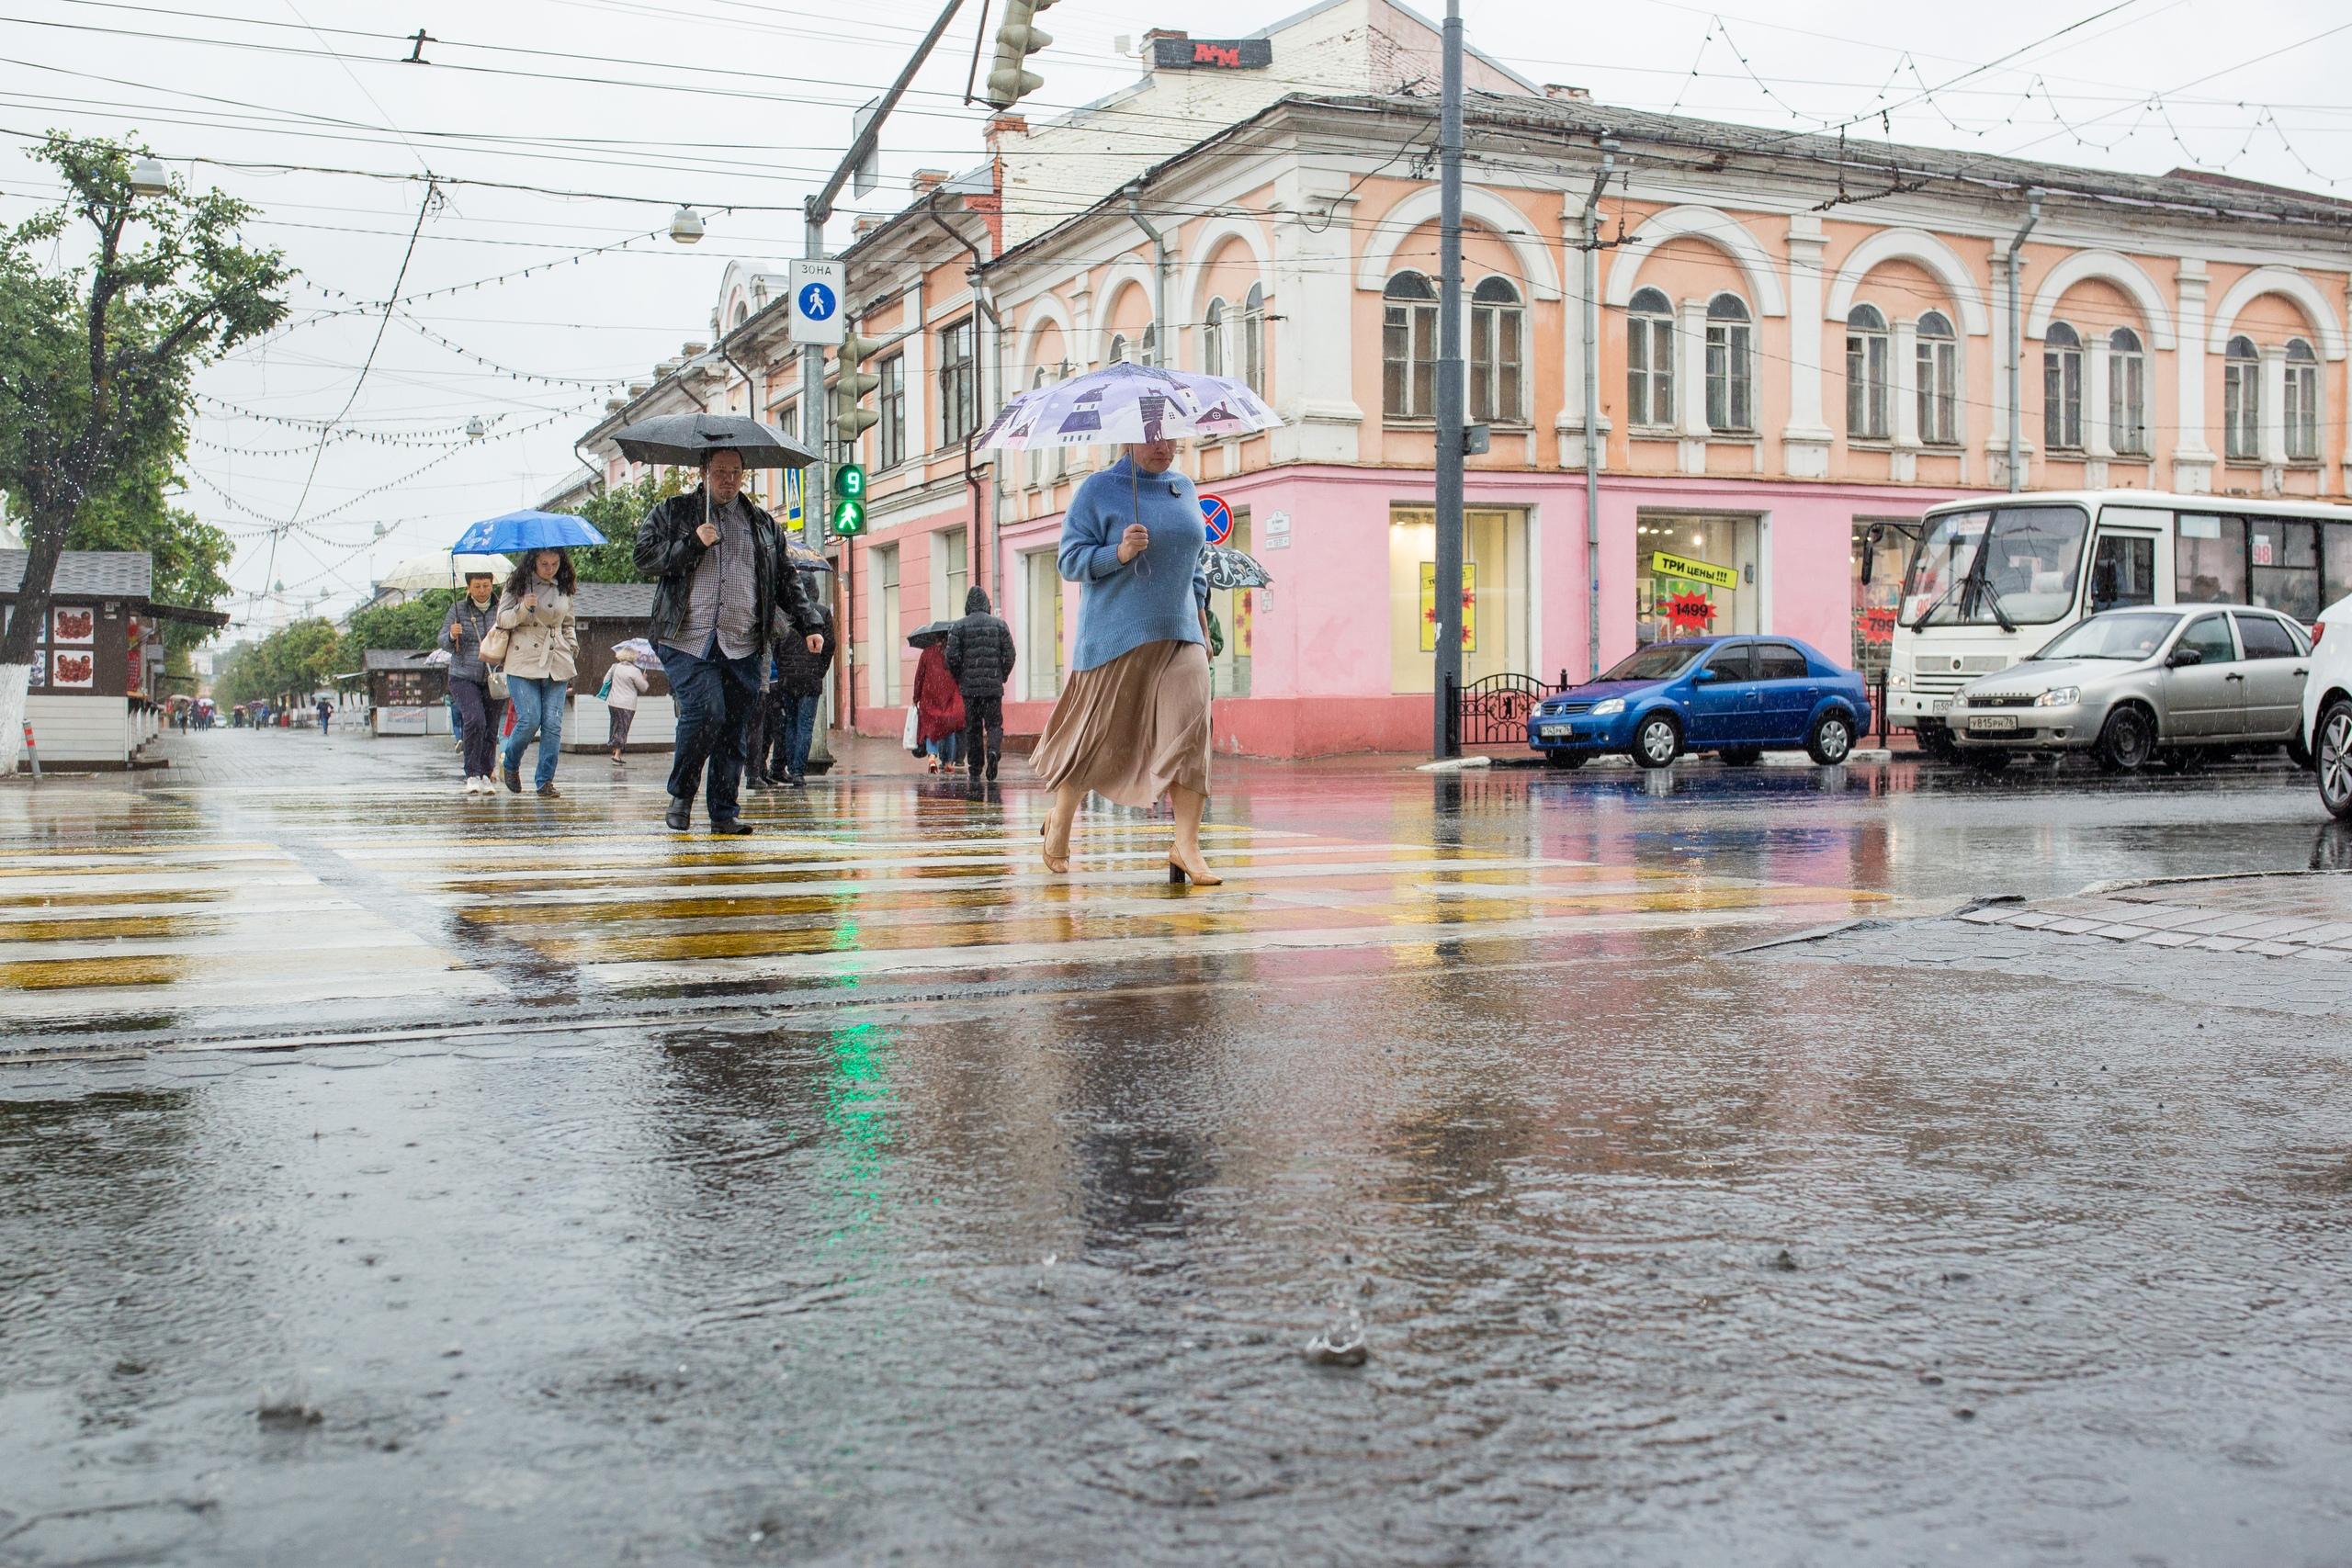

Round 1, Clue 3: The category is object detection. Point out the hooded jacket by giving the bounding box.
[770,597,836,698]
[632,484,820,661]
[944,585,1016,700]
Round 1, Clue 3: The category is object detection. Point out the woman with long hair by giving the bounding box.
[1031,436,1217,885]
[495,548,579,796]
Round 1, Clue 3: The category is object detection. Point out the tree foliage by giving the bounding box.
[338,588,456,671]
[211,618,341,708]
[561,468,687,582]
[0,131,290,671]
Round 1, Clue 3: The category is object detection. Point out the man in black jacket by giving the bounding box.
[632,448,823,833]
[765,592,835,786]
[944,585,1016,782]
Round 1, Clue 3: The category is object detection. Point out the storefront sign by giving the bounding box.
[1419,562,1476,653]
[1650,550,1737,590]
[1151,37,1273,70]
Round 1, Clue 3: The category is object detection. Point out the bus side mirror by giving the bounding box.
[1859,525,1880,585]
[2166,646,2202,668]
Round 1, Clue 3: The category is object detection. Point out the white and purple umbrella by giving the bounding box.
[976,362,1282,451]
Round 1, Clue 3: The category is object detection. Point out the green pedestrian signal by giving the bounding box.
[834,463,866,501]
[833,496,867,536]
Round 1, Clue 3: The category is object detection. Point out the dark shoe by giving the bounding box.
[665,797,691,831]
[782,773,806,789]
[744,773,772,792]
[708,818,753,836]
[985,752,1001,781]
[502,763,521,794]
[537,783,560,798]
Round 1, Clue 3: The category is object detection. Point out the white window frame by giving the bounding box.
[1627,287,1675,430]
[1916,310,1959,446]
[2224,335,2260,462]
[1383,271,1439,421]
[1469,276,1525,425]
[2287,338,2322,462]
[2042,321,2085,451]
[1845,304,1890,441]
[1703,292,1754,434]
[2109,327,2147,456]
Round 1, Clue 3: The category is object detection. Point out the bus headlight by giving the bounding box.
[1888,670,1907,691]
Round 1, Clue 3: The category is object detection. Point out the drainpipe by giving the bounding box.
[2006,190,2041,493]
[1125,185,1171,367]
[1579,137,1618,682]
[928,189,1004,602]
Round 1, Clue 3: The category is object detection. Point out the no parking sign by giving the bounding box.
[1199,492,1234,545]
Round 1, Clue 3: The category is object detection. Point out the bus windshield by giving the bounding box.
[1901,504,2090,628]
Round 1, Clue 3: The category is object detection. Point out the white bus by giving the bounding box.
[1881,490,2352,754]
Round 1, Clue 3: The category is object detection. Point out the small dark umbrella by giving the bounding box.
[1204,544,1274,590]
[613,412,818,470]
[907,621,955,649]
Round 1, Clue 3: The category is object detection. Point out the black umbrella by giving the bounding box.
[908,621,956,649]
[613,412,818,470]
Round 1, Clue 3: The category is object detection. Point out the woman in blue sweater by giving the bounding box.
[1032,436,1218,885]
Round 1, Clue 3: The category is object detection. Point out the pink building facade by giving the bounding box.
[579,0,2352,757]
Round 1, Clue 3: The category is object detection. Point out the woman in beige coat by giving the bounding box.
[495,548,579,795]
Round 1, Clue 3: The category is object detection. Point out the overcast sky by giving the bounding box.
[3,0,2346,631]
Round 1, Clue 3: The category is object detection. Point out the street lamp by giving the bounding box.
[129,155,169,197]
[669,205,705,244]
[465,415,487,440]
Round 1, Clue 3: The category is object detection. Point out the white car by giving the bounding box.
[2305,598,2352,818]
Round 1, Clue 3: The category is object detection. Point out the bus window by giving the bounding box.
[2176,513,2246,604]
[2249,518,2319,623]
[2087,534,2155,614]
[2324,522,2352,613]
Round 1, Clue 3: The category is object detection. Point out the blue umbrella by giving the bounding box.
[449,510,605,555]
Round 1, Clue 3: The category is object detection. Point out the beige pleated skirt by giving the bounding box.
[1030,639,1211,807]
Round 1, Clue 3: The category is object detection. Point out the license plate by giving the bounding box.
[1967,715,2018,733]
[1539,724,1574,739]
[1930,699,1952,715]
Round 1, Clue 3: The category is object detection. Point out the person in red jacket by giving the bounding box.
[911,641,967,774]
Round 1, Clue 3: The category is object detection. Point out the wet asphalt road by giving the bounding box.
[4,733,2351,1565]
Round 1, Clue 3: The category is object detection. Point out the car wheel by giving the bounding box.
[1631,713,1681,769]
[1544,752,1588,771]
[2317,700,2352,820]
[1717,746,1763,767]
[1805,712,1855,766]
[1920,724,1961,763]
[2092,705,2155,774]
[1962,748,2012,773]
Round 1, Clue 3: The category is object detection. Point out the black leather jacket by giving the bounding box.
[632,486,820,659]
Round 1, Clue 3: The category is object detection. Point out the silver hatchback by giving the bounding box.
[1951,604,2312,773]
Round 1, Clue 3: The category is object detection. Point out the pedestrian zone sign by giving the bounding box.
[787,259,845,345]
[783,468,804,531]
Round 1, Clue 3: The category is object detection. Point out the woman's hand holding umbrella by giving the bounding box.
[1118,524,1150,563]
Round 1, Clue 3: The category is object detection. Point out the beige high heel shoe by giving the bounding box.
[1040,819,1069,874]
[1166,851,1221,887]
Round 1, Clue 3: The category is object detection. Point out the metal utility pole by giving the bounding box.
[797,0,967,765]
[1430,0,1466,757]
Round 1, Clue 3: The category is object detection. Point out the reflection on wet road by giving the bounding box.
[3,735,2349,1563]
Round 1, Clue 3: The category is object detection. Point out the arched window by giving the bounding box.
[2109,327,2147,456]
[1627,286,1675,428]
[2224,335,2259,460]
[1470,276,1524,423]
[2043,321,2084,450]
[1704,292,1752,434]
[1140,321,1158,368]
[2287,338,2321,462]
[1383,271,1438,419]
[1916,310,1958,446]
[1027,365,1049,486]
[1108,333,1129,366]
[1203,298,1227,379]
[1846,304,1889,440]
[1242,283,1266,394]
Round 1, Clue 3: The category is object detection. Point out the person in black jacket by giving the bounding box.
[632,448,824,833]
[766,592,835,786]
[944,585,1016,782]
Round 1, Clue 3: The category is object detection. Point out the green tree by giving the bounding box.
[0,131,290,769]
[339,589,456,672]
[214,616,341,707]
[563,468,687,582]
[57,462,234,654]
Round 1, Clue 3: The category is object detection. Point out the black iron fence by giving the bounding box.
[1444,671,1573,752]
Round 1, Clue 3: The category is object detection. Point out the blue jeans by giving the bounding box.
[502,677,568,787]
[927,731,964,764]
[664,637,762,820]
[781,692,820,778]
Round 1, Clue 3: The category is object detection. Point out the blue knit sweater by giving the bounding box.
[1057,456,1210,672]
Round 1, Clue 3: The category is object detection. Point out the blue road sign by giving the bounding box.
[799,282,837,321]
[1199,492,1234,545]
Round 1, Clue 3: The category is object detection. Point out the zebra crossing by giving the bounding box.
[0,784,1890,1054]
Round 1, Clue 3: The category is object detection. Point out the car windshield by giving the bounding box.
[2032,611,2181,661]
[1902,504,2090,627]
[1600,644,1704,682]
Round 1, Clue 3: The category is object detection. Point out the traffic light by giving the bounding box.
[832,495,867,536]
[832,327,878,448]
[833,461,867,536]
[983,0,1055,110]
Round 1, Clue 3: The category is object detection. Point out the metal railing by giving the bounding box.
[1445,670,1571,752]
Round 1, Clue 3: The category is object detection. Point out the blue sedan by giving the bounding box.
[1527,636,1872,770]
